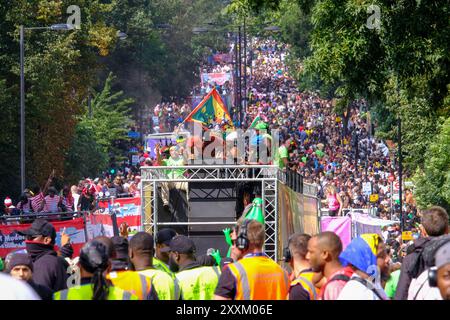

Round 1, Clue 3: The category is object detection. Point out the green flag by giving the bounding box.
[244,197,265,225]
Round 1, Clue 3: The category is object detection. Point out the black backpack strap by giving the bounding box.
[351,277,385,300]
[329,274,351,283]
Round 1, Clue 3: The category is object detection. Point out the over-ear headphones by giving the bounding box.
[236,219,251,251]
[428,267,438,287]
[283,234,294,263]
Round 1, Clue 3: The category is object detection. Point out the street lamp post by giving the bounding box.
[19,23,73,192]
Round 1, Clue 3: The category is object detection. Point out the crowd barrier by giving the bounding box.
[319,210,397,250]
[0,197,142,258]
[0,211,89,258]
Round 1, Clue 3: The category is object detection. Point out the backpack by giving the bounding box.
[407,235,450,299]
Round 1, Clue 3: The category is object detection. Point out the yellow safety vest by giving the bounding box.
[107,271,153,300]
[153,258,176,278]
[290,271,319,300]
[53,284,138,300]
[139,268,180,300]
[176,266,221,300]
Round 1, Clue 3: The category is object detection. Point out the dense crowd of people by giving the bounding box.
[1,36,448,302]
[0,206,449,300]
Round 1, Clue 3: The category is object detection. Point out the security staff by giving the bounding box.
[95,236,158,300]
[128,232,180,300]
[214,219,290,300]
[162,235,221,300]
[154,228,177,277]
[54,240,138,300]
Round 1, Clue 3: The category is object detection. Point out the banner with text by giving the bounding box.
[0,218,87,258]
[201,73,232,86]
[92,198,142,238]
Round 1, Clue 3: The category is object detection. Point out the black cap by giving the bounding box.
[17,219,56,241]
[156,228,177,246]
[160,235,196,254]
[111,236,129,260]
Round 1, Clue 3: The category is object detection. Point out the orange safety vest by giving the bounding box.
[290,271,320,300]
[107,271,152,300]
[227,256,289,300]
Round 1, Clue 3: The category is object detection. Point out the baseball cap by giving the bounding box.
[435,241,450,270]
[156,228,177,246]
[111,236,129,260]
[160,235,196,254]
[17,219,56,241]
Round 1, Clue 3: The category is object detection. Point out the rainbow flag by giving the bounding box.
[183,88,234,129]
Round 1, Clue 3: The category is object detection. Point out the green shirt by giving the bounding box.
[385,269,401,299]
[315,149,325,158]
[274,145,289,169]
[162,156,185,179]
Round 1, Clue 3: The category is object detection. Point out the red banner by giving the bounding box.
[0,218,87,258]
[92,197,142,238]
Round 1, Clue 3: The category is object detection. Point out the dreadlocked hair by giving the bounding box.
[92,269,109,300]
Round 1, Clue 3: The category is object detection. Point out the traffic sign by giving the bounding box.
[402,231,413,241]
[362,182,372,196]
[369,194,379,203]
[393,180,400,192]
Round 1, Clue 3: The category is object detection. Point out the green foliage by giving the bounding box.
[413,117,450,211]
[65,73,134,181]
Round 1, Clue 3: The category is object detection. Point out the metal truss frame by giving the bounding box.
[140,165,279,260]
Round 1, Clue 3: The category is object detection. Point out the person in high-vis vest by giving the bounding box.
[92,235,158,300]
[162,235,221,300]
[128,231,180,300]
[54,240,138,300]
[214,219,290,300]
[154,228,177,278]
[284,233,325,300]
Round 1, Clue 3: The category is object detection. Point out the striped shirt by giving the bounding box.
[43,195,61,213]
[30,193,45,212]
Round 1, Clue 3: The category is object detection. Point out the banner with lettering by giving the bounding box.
[93,197,142,238]
[0,218,87,258]
[201,73,232,86]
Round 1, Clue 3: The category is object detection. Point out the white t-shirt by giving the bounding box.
[407,269,443,300]
[0,274,40,300]
[337,274,388,300]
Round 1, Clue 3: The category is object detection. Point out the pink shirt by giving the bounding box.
[321,267,354,300]
[327,193,340,211]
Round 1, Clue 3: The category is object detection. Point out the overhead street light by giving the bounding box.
[50,23,75,31]
[19,24,73,192]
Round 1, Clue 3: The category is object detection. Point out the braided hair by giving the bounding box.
[79,240,110,300]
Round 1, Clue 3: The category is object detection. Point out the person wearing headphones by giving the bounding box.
[284,233,324,300]
[214,219,290,300]
[53,240,138,300]
[429,241,450,300]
